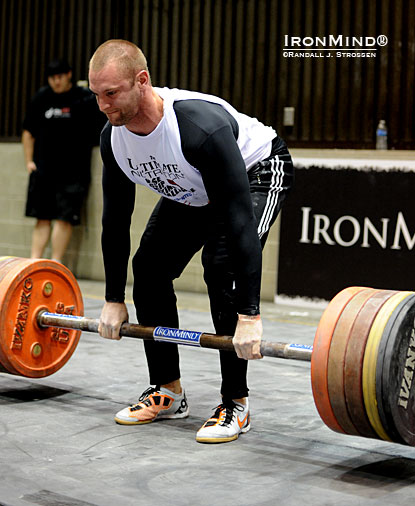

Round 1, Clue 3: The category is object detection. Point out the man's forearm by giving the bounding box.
[22,130,36,171]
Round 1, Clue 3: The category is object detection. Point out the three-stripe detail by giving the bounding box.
[257,155,285,239]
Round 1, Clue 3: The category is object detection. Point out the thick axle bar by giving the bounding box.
[39,312,313,362]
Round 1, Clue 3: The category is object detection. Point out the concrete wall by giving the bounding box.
[0,143,280,301]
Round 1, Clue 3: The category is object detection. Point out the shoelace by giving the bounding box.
[137,386,159,403]
[212,401,243,426]
[128,387,161,412]
[127,387,160,409]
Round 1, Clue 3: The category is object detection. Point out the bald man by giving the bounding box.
[89,39,294,443]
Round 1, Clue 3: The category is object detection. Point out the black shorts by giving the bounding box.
[25,170,88,226]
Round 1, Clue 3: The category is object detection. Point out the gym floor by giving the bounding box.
[1,281,415,506]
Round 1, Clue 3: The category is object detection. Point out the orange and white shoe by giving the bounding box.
[114,386,189,425]
[196,399,250,443]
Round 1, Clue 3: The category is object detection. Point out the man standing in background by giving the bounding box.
[22,59,104,262]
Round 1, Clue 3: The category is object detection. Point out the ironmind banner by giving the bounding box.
[277,160,415,301]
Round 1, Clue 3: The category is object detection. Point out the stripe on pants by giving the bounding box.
[257,155,284,239]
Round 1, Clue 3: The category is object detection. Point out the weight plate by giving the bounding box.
[0,257,25,284]
[311,286,366,434]
[362,291,413,442]
[377,294,415,446]
[343,290,397,440]
[328,288,378,436]
[0,257,84,377]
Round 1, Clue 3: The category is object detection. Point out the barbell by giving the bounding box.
[0,257,414,447]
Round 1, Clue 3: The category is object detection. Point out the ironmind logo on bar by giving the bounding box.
[299,207,415,250]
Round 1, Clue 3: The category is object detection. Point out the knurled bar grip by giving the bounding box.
[39,312,313,362]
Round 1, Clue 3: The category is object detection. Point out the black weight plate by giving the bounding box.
[377,294,415,446]
[375,294,415,444]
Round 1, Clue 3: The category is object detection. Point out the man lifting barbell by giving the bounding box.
[88,39,294,443]
[0,257,414,446]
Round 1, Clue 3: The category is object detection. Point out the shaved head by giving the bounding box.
[89,39,150,82]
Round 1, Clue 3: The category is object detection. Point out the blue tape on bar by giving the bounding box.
[43,312,82,320]
[153,326,202,347]
[287,343,313,351]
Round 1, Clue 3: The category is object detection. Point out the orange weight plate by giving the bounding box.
[311,286,367,434]
[343,290,397,439]
[327,288,378,436]
[0,257,84,378]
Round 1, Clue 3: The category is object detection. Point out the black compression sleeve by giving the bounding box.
[175,102,262,314]
[198,127,262,314]
[101,124,136,302]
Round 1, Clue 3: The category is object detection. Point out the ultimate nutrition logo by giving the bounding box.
[128,155,196,203]
[283,34,388,58]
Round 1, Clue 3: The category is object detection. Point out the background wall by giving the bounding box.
[1,0,414,301]
[277,151,415,301]
[1,0,414,148]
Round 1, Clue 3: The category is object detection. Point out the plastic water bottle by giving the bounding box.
[376,120,388,150]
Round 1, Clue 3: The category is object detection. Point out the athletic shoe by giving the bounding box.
[196,399,250,443]
[114,386,189,425]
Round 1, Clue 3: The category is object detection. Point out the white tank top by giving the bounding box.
[111,87,276,206]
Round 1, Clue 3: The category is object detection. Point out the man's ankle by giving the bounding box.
[161,380,182,395]
[231,397,247,406]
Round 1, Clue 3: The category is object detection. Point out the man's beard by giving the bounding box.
[107,109,136,126]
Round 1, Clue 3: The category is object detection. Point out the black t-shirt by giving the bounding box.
[23,85,104,183]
